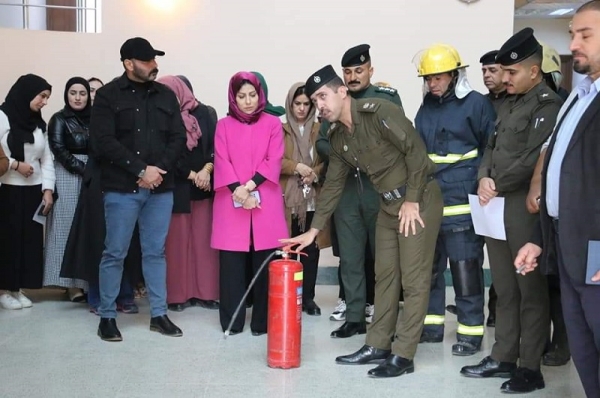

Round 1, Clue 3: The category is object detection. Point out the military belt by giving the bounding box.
[381,175,434,203]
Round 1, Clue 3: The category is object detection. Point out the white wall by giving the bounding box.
[514,18,571,54]
[0,0,514,121]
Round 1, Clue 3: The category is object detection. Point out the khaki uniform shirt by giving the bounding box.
[312,98,436,230]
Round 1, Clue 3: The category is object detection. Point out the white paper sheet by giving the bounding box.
[468,194,506,241]
[32,201,46,226]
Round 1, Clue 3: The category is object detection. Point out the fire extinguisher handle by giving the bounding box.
[278,245,308,258]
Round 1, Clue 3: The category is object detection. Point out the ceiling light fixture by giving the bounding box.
[549,8,574,16]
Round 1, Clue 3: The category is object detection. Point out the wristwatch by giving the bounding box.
[137,169,145,178]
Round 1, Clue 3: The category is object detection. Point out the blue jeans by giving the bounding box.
[98,189,173,318]
[88,277,134,310]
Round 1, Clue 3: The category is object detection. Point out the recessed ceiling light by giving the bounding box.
[549,8,574,16]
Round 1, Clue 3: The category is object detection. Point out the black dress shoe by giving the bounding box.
[302,300,321,316]
[150,315,183,337]
[460,356,516,378]
[445,304,457,315]
[367,355,414,378]
[336,345,391,365]
[330,321,367,338]
[251,330,267,336]
[224,329,242,336]
[500,368,545,393]
[190,298,219,310]
[486,313,496,327]
[452,341,481,356]
[168,303,186,312]
[98,318,122,342]
[542,351,570,366]
[419,332,443,343]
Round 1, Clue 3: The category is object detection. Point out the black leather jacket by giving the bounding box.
[48,108,89,175]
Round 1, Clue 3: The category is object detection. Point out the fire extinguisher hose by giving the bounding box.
[223,250,279,338]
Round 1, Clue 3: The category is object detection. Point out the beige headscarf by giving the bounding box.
[283,82,317,231]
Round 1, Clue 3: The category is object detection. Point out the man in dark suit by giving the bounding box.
[515,2,600,397]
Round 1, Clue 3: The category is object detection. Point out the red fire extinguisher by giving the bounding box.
[267,249,304,369]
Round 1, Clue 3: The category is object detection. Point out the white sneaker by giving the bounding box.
[365,303,375,324]
[12,291,32,308]
[0,293,22,310]
[329,299,346,321]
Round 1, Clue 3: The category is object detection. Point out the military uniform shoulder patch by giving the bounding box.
[537,90,556,103]
[327,122,337,136]
[375,86,397,96]
[358,101,381,113]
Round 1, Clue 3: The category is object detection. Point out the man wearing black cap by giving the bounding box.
[315,44,403,337]
[460,28,563,393]
[478,49,507,329]
[90,37,186,341]
[282,65,443,378]
[480,50,508,114]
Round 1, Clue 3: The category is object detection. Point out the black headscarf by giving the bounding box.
[0,74,52,161]
[63,77,91,125]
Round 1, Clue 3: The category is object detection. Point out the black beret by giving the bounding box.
[341,44,371,67]
[305,65,339,98]
[480,50,499,65]
[496,28,540,66]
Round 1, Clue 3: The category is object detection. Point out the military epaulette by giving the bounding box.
[537,89,556,103]
[358,101,381,113]
[327,123,338,136]
[375,86,397,96]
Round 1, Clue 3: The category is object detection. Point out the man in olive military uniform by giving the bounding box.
[480,50,509,114]
[478,49,508,328]
[461,28,562,394]
[315,44,403,336]
[282,65,443,378]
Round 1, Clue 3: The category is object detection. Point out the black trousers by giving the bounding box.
[547,274,570,357]
[219,248,272,333]
[556,229,600,397]
[291,211,320,303]
[488,283,497,317]
[0,184,44,291]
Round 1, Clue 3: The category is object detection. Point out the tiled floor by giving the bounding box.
[0,286,585,398]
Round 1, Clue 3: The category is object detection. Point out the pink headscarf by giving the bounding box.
[157,75,201,151]
[227,71,266,124]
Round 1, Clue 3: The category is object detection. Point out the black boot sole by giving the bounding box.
[336,357,388,365]
[368,366,414,378]
[97,329,122,342]
[461,371,514,379]
[501,382,545,394]
[150,325,183,337]
[452,349,479,357]
[330,330,367,338]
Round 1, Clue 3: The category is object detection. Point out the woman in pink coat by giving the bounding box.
[211,71,288,336]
